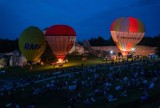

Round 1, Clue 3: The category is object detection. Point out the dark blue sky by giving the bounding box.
[0,0,160,41]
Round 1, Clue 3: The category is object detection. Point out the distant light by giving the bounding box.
[131,48,135,51]
[110,50,113,54]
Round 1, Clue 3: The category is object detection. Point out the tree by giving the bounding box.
[96,36,106,46]
[0,38,18,53]
[138,36,160,47]
[108,36,116,46]
[156,42,160,57]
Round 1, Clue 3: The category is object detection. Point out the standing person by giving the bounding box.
[81,62,84,70]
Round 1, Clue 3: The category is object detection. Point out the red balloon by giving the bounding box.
[45,25,76,61]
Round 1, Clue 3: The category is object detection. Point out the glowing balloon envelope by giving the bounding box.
[19,26,46,62]
[110,17,145,56]
[45,25,76,61]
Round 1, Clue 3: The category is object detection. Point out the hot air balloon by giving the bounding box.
[45,25,76,62]
[110,17,145,56]
[19,26,46,65]
[68,42,76,54]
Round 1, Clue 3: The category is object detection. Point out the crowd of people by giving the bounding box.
[0,58,160,107]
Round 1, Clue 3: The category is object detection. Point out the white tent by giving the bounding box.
[0,58,6,69]
[9,50,27,66]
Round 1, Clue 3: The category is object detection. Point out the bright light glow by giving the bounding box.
[131,48,135,51]
[110,50,113,54]
[56,59,65,64]
[58,59,63,63]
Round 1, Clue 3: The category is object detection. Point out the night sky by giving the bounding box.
[0,0,160,41]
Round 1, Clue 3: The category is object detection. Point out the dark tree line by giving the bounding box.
[138,35,160,47]
[0,38,19,53]
[0,35,160,55]
[156,42,160,56]
[89,36,115,46]
[88,35,160,56]
[89,35,160,47]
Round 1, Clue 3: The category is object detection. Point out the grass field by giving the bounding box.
[0,54,105,80]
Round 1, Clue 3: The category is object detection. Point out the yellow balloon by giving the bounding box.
[19,26,46,62]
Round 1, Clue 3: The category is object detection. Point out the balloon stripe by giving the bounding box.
[110,17,144,56]
[45,25,76,61]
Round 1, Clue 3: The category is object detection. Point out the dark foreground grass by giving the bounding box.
[1,75,160,108]
[0,56,160,108]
